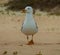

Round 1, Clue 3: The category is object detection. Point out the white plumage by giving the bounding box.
[21,6,38,45]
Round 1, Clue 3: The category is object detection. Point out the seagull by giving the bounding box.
[21,6,38,45]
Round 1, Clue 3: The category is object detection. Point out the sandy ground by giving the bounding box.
[0,14,60,55]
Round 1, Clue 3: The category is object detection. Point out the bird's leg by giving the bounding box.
[27,35,34,45]
[31,35,34,44]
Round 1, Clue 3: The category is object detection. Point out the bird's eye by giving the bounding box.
[28,8,30,9]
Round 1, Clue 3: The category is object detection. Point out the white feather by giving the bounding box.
[21,6,38,35]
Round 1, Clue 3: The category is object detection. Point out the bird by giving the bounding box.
[21,6,38,45]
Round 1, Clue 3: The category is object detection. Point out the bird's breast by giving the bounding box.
[21,13,38,35]
[22,21,38,35]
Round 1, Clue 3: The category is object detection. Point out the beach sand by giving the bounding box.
[0,14,60,55]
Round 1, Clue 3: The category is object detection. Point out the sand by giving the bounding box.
[0,14,60,55]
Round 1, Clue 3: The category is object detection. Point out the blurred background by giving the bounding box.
[0,0,60,15]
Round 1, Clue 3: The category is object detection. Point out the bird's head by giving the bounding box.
[25,6,33,13]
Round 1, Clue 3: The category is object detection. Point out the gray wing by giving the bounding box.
[35,22,38,29]
[21,22,24,31]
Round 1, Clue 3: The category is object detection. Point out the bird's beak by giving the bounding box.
[21,9,26,13]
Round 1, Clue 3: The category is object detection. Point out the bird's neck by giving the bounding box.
[25,13,33,21]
